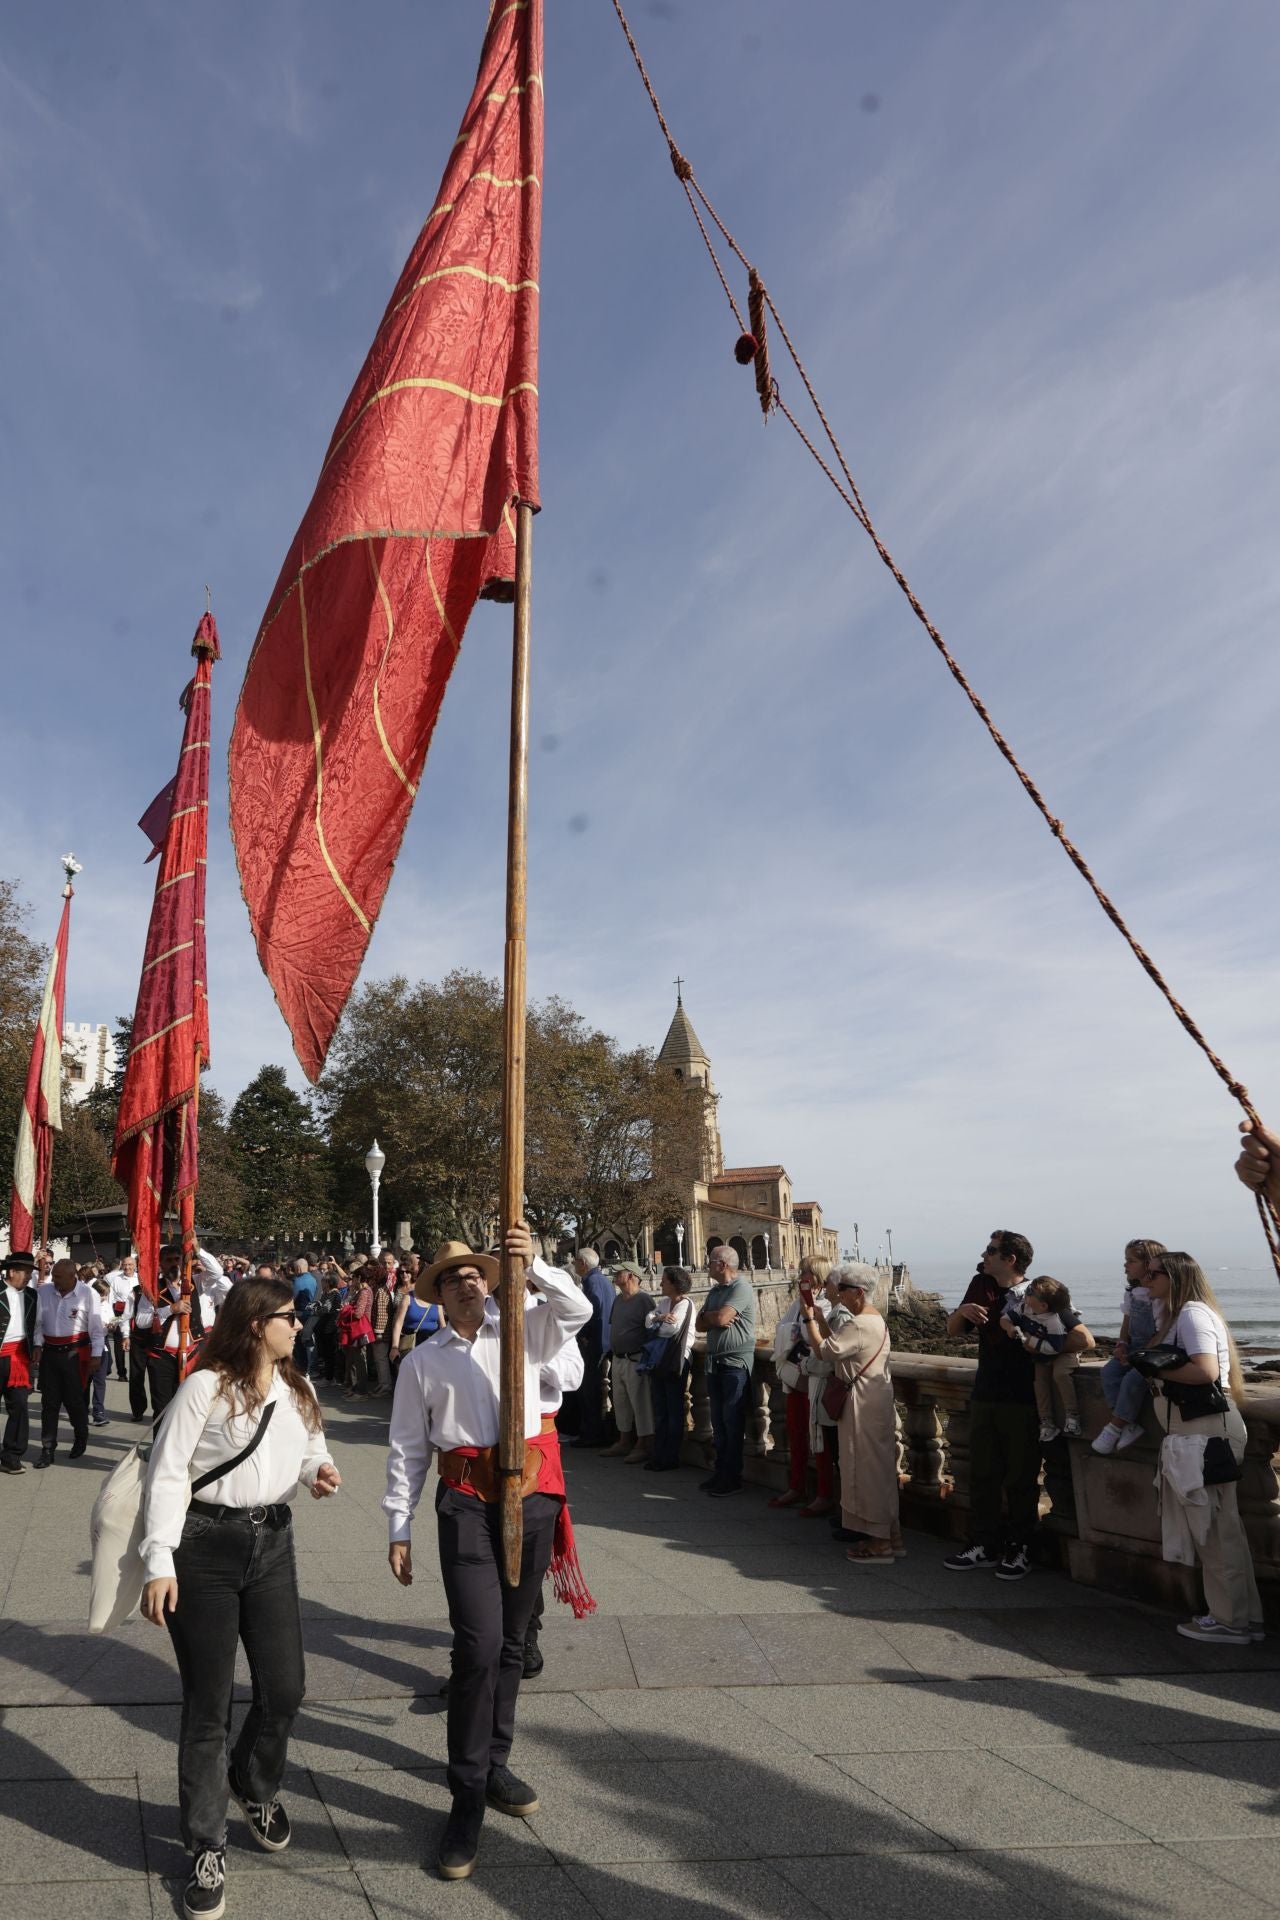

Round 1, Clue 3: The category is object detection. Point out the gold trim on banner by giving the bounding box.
[300,575,372,935]
[366,543,418,798]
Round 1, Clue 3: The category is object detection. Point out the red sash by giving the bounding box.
[0,1339,32,1391]
[438,1415,596,1619]
[43,1333,93,1389]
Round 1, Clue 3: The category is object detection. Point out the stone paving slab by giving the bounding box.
[310,1765,551,1871]
[573,1685,812,1761]
[978,1844,1277,1920]
[827,1745,1145,1849]
[619,1613,781,1688]
[358,1862,597,1920]
[140,1763,348,1878]
[659,1751,952,1858]
[1163,1836,1280,1907]
[0,1774,147,1882]
[566,1857,825,1920]
[774,1850,1045,1920]
[151,1864,373,1919]
[1001,1740,1280,1840]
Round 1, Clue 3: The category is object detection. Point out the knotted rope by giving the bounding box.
[609,0,1280,1282]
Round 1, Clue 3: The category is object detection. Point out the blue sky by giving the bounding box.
[3,1,1279,1268]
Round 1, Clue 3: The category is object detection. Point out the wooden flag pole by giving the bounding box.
[39,1137,53,1255]
[499,501,534,1586]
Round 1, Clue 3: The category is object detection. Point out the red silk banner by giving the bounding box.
[112,616,218,1299]
[228,0,542,1082]
[9,890,71,1253]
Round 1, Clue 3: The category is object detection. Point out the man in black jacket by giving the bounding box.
[0,1250,39,1473]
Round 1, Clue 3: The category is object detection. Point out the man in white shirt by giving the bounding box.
[103,1256,137,1380]
[1,1250,39,1473]
[383,1222,590,1882]
[88,1280,114,1426]
[33,1258,104,1465]
[148,1243,231,1415]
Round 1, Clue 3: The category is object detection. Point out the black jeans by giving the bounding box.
[149,1349,181,1416]
[707,1360,751,1487]
[651,1365,689,1468]
[0,1355,29,1464]
[129,1327,159,1417]
[576,1336,606,1444]
[436,1485,557,1799]
[39,1347,89,1451]
[108,1322,128,1379]
[968,1399,1041,1552]
[165,1506,306,1852]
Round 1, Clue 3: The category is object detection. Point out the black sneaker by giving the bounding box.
[182,1847,226,1919]
[228,1768,291,1851]
[697,1475,719,1492]
[996,1544,1032,1582]
[437,1793,485,1879]
[485,1764,539,1816]
[522,1635,545,1679]
[943,1543,1000,1571]
[1,1459,25,1475]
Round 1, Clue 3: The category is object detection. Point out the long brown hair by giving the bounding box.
[192,1277,323,1432]
[1157,1252,1247,1408]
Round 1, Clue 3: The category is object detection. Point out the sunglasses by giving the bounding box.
[265,1309,301,1328]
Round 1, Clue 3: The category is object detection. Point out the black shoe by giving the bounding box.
[707,1481,741,1499]
[69,1438,87,1459]
[996,1543,1032,1582]
[1,1459,25,1475]
[943,1543,1000,1571]
[228,1767,291,1850]
[522,1633,544,1678]
[485,1764,539,1816]
[33,1450,53,1469]
[437,1794,484,1879]
[183,1847,226,1919]
[698,1475,719,1492]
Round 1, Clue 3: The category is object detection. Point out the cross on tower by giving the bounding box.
[674,975,684,1005]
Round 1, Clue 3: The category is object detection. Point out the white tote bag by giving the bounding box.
[88,1400,275,1634]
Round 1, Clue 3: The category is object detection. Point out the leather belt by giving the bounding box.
[187,1498,292,1528]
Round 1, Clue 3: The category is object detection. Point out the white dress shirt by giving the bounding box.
[160,1251,231,1354]
[539,1332,586,1414]
[105,1269,137,1315]
[2,1283,31,1345]
[141,1367,334,1581]
[383,1258,591,1543]
[32,1280,104,1357]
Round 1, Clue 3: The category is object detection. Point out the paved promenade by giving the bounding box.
[2,1373,1279,1920]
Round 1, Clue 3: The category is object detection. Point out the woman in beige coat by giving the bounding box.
[799,1270,902,1564]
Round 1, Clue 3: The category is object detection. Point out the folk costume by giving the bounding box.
[147,1248,230,1416]
[0,1251,39,1472]
[383,1243,590,1867]
[32,1273,104,1463]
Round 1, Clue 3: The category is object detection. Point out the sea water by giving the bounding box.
[907,1263,1280,1353]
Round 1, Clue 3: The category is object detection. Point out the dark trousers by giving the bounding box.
[969,1399,1041,1552]
[651,1366,689,1468]
[129,1327,159,1417]
[165,1508,306,1852]
[707,1361,751,1488]
[436,1485,557,1799]
[576,1336,606,1444]
[149,1349,181,1416]
[0,1357,29,1464]
[108,1322,127,1379]
[90,1350,111,1420]
[39,1347,89,1451]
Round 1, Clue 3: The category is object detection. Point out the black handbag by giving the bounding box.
[1202,1432,1243,1486]
[1130,1345,1231,1420]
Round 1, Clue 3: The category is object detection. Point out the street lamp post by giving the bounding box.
[885,1227,894,1275]
[763,1230,771,1275]
[365,1141,386,1257]
[675,1220,685,1270]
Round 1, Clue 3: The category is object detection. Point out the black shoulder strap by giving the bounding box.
[191,1399,277,1493]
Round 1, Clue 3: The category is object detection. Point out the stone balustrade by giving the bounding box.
[667,1344,1280,1620]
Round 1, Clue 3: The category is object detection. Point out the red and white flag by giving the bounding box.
[10,883,73,1253]
[229,0,543,1081]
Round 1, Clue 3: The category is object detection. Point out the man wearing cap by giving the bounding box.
[32,1256,103,1466]
[600,1260,656,1464]
[0,1250,39,1473]
[383,1221,590,1882]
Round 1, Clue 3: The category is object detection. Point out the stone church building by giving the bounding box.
[609,992,841,1274]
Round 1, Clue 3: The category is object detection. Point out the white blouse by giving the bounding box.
[141,1367,334,1580]
[646,1294,696,1369]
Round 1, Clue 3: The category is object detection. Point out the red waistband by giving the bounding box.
[43,1333,89,1347]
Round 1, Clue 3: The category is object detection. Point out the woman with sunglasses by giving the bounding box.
[140,1277,341,1920]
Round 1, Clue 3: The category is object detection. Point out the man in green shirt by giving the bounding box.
[695,1246,756,1498]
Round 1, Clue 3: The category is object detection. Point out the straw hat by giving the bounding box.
[416,1240,500,1303]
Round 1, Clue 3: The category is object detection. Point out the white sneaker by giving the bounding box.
[1063,1416,1082,1438]
[1038,1421,1060,1443]
[1114,1421,1145,1451]
[1176,1614,1251,1646]
[1091,1424,1123,1455]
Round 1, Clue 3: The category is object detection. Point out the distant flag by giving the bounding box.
[10,856,80,1253]
[113,615,218,1300]
[228,0,543,1081]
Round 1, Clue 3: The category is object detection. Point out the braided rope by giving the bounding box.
[609,0,1280,1280]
